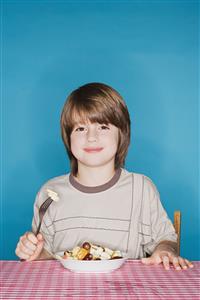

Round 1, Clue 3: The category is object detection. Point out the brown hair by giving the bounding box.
[61,82,131,175]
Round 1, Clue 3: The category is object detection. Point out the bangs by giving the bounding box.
[68,101,115,129]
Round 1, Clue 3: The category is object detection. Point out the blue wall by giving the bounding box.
[1,1,199,260]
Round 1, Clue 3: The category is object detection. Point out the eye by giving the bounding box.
[99,125,110,130]
[75,126,87,132]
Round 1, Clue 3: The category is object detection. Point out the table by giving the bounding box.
[0,260,199,299]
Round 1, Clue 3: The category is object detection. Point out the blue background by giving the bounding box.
[1,1,199,260]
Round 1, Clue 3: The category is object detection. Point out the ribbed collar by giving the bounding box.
[69,168,122,193]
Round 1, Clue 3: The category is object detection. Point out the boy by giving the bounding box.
[15,82,193,270]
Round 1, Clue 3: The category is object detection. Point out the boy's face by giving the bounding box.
[70,121,119,170]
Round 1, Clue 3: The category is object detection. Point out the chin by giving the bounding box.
[80,158,115,168]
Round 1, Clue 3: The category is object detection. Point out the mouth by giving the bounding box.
[83,147,104,153]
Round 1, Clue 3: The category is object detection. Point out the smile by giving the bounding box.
[83,147,104,153]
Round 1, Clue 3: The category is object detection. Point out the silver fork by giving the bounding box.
[35,197,64,260]
[35,197,53,235]
[20,197,54,261]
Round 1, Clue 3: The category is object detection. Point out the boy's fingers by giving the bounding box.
[21,238,37,252]
[18,252,30,260]
[142,253,194,271]
[176,257,194,270]
[16,232,44,261]
[15,247,30,260]
[141,257,155,265]
[185,259,194,268]
[27,240,44,261]
[162,255,170,270]
[37,233,44,241]
[18,242,34,256]
[176,257,187,270]
[26,232,38,244]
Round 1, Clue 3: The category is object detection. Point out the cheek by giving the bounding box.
[70,143,80,160]
[110,131,119,146]
[70,136,78,153]
[70,135,76,146]
[71,134,83,145]
[70,135,85,155]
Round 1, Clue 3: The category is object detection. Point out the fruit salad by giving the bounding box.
[62,242,123,261]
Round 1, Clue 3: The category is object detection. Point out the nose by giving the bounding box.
[87,127,97,142]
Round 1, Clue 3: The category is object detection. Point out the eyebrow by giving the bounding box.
[73,122,87,127]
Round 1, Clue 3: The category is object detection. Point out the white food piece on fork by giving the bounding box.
[46,189,59,202]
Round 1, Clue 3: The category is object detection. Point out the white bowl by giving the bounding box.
[57,254,128,273]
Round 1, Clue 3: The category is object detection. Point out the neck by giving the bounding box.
[75,163,116,187]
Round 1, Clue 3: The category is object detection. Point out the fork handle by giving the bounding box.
[35,223,42,236]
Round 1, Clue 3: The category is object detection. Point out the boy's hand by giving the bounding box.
[15,232,44,261]
[141,241,194,270]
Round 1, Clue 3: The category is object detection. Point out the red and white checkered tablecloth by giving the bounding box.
[0,260,199,300]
